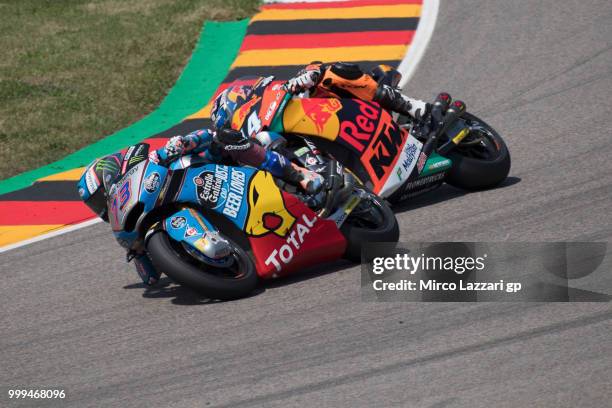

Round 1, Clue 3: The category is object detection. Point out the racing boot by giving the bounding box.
[374,84,430,121]
[131,253,160,286]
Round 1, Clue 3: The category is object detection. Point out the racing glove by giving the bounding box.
[164,135,185,158]
[286,64,322,94]
[160,130,215,164]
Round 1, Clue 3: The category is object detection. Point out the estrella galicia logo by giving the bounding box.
[144,172,160,193]
[193,171,226,208]
[170,216,186,229]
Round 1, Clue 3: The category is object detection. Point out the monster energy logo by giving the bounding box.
[128,156,144,165]
[96,159,119,172]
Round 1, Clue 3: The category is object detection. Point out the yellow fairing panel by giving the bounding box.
[282,98,342,141]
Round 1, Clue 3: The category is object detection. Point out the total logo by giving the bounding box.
[264,213,317,272]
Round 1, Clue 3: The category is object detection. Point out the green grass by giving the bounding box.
[0,0,259,180]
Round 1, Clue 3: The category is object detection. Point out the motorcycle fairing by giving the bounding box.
[173,163,346,278]
[243,170,296,238]
[163,208,218,256]
[176,164,255,232]
[281,97,343,140]
[375,131,422,196]
[419,152,452,177]
[106,142,348,278]
[121,143,149,174]
[279,97,422,195]
[168,154,210,171]
[358,112,413,195]
[109,160,168,248]
[258,83,288,128]
[247,191,346,279]
[229,76,288,138]
[224,79,447,197]
[109,160,149,232]
[174,164,305,238]
[141,161,168,210]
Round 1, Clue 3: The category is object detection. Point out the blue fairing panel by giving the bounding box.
[176,164,256,231]
[141,162,168,212]
[163,208,217,253]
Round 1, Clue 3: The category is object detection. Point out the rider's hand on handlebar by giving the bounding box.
[285,65,322,94]
[164,135,186,158]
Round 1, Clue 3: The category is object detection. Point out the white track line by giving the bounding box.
[0,0,439,254]
[0,218,102,254]
[398,0,439,88]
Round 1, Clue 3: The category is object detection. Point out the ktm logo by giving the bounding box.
[366,116,404,179]
[359,111,408,192]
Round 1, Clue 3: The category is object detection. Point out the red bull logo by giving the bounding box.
[232,96,261,130]
[300,98,342,133]
[227,85,249,103]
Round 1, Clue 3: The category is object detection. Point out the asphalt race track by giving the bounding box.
[2,1,611,407]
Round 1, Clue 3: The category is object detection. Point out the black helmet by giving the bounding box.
[77,153,123,221]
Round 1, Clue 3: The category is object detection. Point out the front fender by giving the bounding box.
[155,208,232,264]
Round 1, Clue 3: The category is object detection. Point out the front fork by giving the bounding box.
[413,94,469,172]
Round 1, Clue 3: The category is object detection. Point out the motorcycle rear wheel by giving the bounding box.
[445,113,511,190]
[146,231,258,300]
[340,192,399,262]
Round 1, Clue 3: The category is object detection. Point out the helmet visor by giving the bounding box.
[84,184,108,218]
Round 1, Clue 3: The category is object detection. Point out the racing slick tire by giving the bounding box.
[146,231,258,300]
[340,193,399,262]
[445,113,511,191]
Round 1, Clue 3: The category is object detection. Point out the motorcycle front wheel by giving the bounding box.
[340,192,399,262]
[146,231,258,300]
[445,112,511,190]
